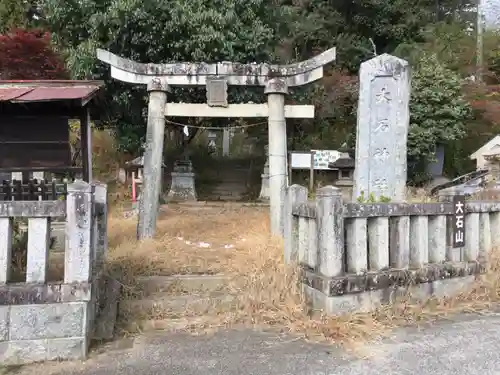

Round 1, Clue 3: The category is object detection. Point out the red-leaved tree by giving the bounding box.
[0,28,69,79]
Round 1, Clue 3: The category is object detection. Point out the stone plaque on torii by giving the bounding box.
[97,48,336,239]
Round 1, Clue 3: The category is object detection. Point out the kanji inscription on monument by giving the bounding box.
[206,78,228,107]
[352,54,410,201]
[374,119,389,133]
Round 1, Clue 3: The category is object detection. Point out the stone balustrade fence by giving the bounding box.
[285,185,498,314]
[0,180,115,365]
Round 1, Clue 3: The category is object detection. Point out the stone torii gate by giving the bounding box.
[97,48,336,239]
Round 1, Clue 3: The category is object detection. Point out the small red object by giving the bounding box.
[131,175,137,203]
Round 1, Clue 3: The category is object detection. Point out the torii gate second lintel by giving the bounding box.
[97,48,336,242]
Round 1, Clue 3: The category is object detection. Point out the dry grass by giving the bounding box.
[105,203,500,347]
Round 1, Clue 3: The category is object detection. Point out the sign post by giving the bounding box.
[452,195,466,248]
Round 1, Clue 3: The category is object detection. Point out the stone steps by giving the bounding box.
[121,292,236,317]
[210,189,248,196]
[207,180,250,200]
[136,274,228,296]
[212,183,248,190]
[195,157,261,202]
[209,196,246,202]
[135,316,212,332]
[212,181,249,187]
[207,194,247,201]
[171,201,268,208]
[121,275,233,331]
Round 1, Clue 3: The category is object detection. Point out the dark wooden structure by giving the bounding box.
[0,180,67,201]
[0,80,104,183]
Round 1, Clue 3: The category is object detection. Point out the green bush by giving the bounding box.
[356,191,391,203]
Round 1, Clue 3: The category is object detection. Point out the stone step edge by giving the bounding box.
[121,293,236,315]
[166,202,269,207]
[136,274,229,294]
[136,317,211,332]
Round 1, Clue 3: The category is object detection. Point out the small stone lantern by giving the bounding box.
[167,159,197,202]
[483,149,500,187]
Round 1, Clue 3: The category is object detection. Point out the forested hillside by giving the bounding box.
[2,0,500,182]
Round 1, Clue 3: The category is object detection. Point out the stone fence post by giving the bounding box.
[284,184,308,264]
[316,186,344,277]
[65,180,94,283]
[92,183,108,275]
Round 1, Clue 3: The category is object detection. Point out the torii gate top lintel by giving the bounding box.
[96,48,336,87]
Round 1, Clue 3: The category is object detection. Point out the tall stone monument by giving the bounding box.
[352,54,411,201]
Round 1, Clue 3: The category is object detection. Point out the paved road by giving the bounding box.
[12,312,500,375]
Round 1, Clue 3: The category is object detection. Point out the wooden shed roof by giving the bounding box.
[0,80,104,106]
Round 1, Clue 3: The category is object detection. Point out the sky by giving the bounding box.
[485,0,500,28]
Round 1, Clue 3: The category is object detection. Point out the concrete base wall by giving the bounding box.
[0,301,92,365]
[0,274,121,365]
[304,276,476,316]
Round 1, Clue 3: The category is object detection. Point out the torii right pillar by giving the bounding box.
[265,78,289,236]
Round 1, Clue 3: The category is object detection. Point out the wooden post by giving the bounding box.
[131,171,137,203]
[288,152,293,185]
[137,79,169,240]
[309,151,315,193]
[80,106,92,183]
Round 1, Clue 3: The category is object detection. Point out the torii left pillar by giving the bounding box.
[138,78,169,239]
[266,78,289,236]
